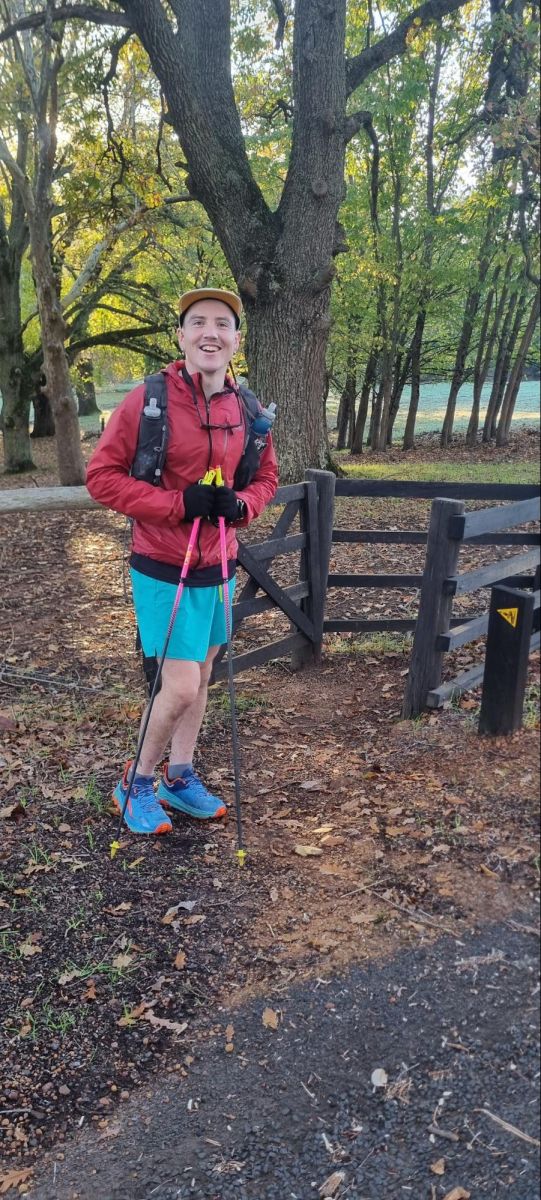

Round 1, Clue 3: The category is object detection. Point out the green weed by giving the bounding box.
[328,632,412,656]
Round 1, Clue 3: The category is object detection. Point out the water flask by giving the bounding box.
[251,402,276,436]
[143,395,162,419]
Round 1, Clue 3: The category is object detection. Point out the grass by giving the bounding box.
[337,457,541,485]
[328,632,413,655]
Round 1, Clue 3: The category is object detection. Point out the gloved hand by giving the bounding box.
[183,483,216,521]
[213,485,243,523]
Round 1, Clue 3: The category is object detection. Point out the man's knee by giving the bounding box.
[161,661,201,711]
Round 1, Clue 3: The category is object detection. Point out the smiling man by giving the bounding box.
[86,288,278,835]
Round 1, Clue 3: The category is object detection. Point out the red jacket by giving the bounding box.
[86,362,278,571]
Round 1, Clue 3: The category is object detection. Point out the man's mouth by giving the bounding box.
[199,344,220,353]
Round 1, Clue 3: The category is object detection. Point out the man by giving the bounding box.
[86,288,278,835]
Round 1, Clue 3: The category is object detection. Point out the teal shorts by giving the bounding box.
[130,569,235,662]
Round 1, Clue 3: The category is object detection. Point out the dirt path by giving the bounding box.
[29,921,540,1200]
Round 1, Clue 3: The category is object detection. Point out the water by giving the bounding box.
[391,378,540,435]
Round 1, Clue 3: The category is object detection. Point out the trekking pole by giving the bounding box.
[216,472,246,867]
[109,514,202,858]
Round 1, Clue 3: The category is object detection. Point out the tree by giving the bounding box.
[2,0,476,480]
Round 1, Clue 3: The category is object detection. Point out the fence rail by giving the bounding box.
[402,494,540,715]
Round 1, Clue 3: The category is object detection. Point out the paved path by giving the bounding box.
[31,920,540,1200]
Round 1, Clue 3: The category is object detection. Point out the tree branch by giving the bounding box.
[0,4,129,44]
[346,0,468,95]
[271,0,287,49]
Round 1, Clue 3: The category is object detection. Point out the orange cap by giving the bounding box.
[179,288,242,326]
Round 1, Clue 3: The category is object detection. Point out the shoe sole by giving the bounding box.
[158,789,227,821]
[112,792,172,835]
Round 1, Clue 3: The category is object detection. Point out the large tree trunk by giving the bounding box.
[0,123,33,473]
[496,285,540,444]
[29,214,86,483]
[246,292,332,480]
[31,375,56,438]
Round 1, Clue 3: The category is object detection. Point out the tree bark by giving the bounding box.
[496,285,540,444]
[75,358,100,416]
[441,209,495,446]
[336,343,358,450]
[0,121,34,472]
[403,308,426,449]
[482,285,522,439]
[351,342,378,455]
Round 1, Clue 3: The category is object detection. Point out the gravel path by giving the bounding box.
[31,919,540,1200]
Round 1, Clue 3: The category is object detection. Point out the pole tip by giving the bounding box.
[110,840,121,860]
[235,848,247,867]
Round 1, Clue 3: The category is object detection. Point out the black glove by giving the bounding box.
[183,483,216,521]
[213,485,243,523]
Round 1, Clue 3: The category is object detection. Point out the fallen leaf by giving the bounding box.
[143,1012,188,1035]
[262,1006,279,1029]
[350,912,378,925]
[225,1023,234,1041]
[19,940,43,958]
[174,950,187,970]
[294,844,323,857]
[431,1158,446,1175]
[269,886,279,903]
[58,967,84,985]
[128,856,145,869]
[0,1167,33,1194]
[313,824,334,835]
[83,979,97,1001]
[105,902,132,915]
[0,802,25,820]
[442,1190,470,1200]
[112,952,134,969]
[183,914,206,926]
[117,1002,148,1027]
[480,864,499,878]
[319,1170,345,1197]
[299,779,324,791]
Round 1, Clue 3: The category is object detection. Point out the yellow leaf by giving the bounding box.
[174,950,187,970]
[262,1006,279,1029]
[431,1158,446,1175]
[128,856,145,869]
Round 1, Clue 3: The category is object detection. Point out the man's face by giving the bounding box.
[178,300,240,376]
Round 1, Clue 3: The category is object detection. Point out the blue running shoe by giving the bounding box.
[157,765,227,820]
[113,762,172,835]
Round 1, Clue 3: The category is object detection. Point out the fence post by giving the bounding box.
[402,497,465,717]
[291,469,336,669]
[478,584,535,735]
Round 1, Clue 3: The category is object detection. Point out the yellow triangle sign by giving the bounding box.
[497,606,519,628]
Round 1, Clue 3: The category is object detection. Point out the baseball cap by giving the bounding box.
[179,288,243,327]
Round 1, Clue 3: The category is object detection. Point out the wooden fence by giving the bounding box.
[1,476,539,706]
[402,493,540,716]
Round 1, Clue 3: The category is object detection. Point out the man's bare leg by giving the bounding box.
[136,646,219,776]
[169,646,220,765]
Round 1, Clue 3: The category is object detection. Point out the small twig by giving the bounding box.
[0,1107,33,1115]
[476,1108,541,1147]
[506,919,540,937]
[339,884,456,936]
[428,1123,460,1142]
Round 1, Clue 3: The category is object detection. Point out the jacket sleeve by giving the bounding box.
[86,387,186,524]
[234,435,279,525]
